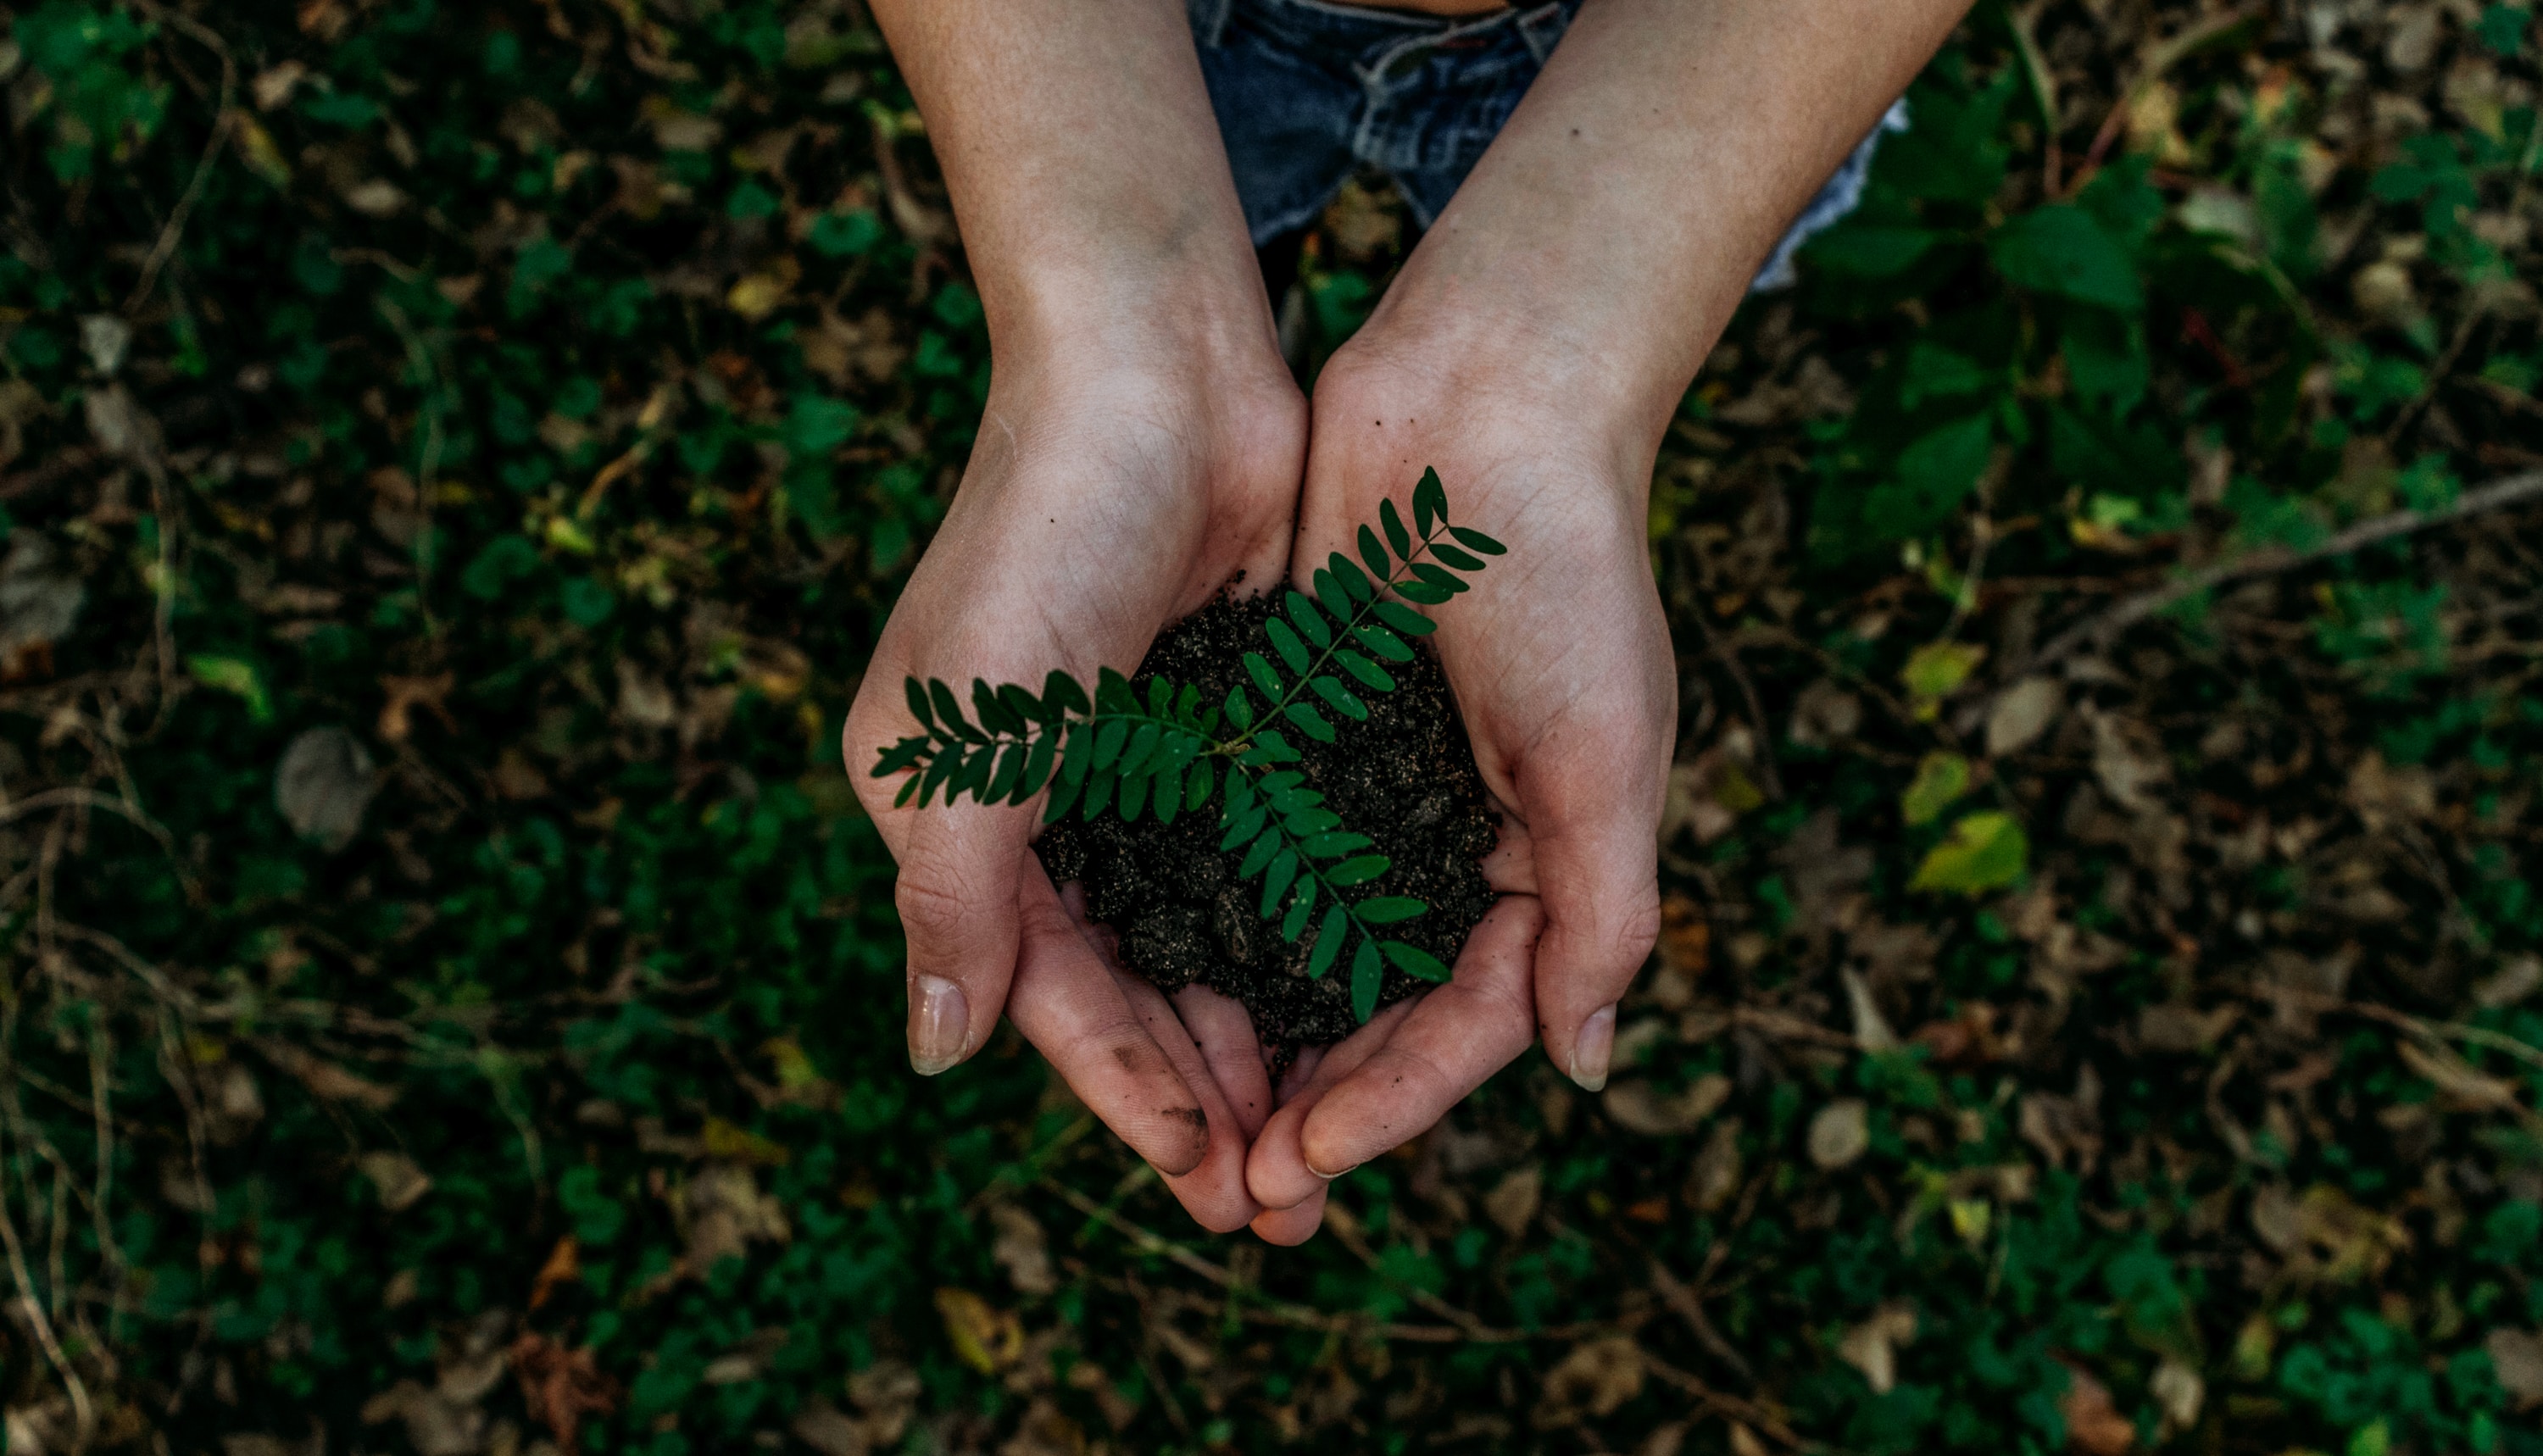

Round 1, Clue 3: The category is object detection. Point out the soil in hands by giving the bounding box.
[1034,590,1499,1051]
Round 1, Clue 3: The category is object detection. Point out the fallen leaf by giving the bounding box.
[1901,752,1972,826]
[989,1204,1057,1297]
[1843,968,1901,1052]
[359,1151,432,1212]
[2486,1327,2543,1409]
[1603,1074,1732,1136]
[2150,1358,2203,1433]
[1911,812,2030,894]
[1685,1119,1744,1213]
[252,60,307,110]
[276,726,378,851]
[2057,1362,2134,1454]
[0,536,86,676]
[1987,678,2062,756]
[1900,641,1985,719]
[1533,1336,1645,1428]
[2473,955,2542,1009]
[510,1331,621,1455]
[1808,1098,1871,1169]
[379,672,456,743]
[1837,1303,1917,1393]
[2089,710,2172,811]
[935,1287,1022,1374]
[529,1236,580,1311]
[2136,1003,2237,1053]
[1484,1164,1543,1236]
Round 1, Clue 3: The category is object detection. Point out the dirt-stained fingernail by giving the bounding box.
[909,974,969,1075]
[1569,1003,1617,1093]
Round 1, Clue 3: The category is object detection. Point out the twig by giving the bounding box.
[1635,1347,1811,1450]
[1693,614,1783,800]
[123,2,237,315]
[2008,1,2060,196]
[0,1004,97,1450]
[2384,303,2488,447]
[1650,1255,1755,1386]
[2017,468,2543,681]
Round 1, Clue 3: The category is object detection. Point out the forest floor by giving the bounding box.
[3,0,2542,1453]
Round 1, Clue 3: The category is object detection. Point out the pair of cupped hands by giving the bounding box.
[843,304,1676,1244]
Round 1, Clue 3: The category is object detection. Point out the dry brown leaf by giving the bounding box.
[1686,1118,1744,1213]
[1986,678,2062,757]
[1533,1336,1645,1428]
[1837,1303,1918,1393]
[1604,1074,1731,1137]
[359,1151,432,1212]
[1484,1164,1544,1236]
[275,726,377,852]
[510,1331,621,1455]
[2057,1362,2134,1454]
[989,1204,1057,1297]
[2486,1328,2543,1409]
[1808,1098,1871,1169]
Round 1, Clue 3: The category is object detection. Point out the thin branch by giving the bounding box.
[123,2,237,316]
[2017,468,2543,681]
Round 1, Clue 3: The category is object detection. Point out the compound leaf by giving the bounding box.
[1260,849,1299,916]
[1282,881,1316,941]
[974,679,1023,736]
[1351,937,1383,1023]
[1312,569,1351,622]
[872,736,928,777]
[1326,853,1391,886]
[1309,675,1367,720]
[1380,498,1413,561]
[1371,601,1436,636]
[985,742,1025,802]
[1237,827,1282,878]
[1334,650,1396,692]
[1414,467,1448,533]
[1380,941,1451,982]
[1309,903,1349,979]
[1355,624,1415,662]
[1358,525,1390,581]
[1355,896,1426,924]
[1043,670,1090,716]
[1284,701,1336,742]
[1265,617,1311,675]
[1285,590,1332,648]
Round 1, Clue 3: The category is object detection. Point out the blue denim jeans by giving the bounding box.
[1188,0,1905,290]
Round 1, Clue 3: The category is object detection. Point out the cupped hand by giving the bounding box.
[845,331,1303,1231]
[1244,332,1674,1236]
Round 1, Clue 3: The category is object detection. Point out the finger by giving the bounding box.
[1276,1043,1327,1105]
[1117,972,1263,1232]
[1174,985,1274,1140]
[1293,895,1543,1185]
[889,802,1038,1075]
[1527,784,1663,1092]
[1006,869,1216,1180]
[1249,1186,1327,1246]
[1478,792,1537,895]
[1245,993,1424,1213]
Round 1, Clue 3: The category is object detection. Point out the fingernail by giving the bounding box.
[909,974,969,1075]
[1305,1157,1360,1181]
[1569,1003,1617,1092]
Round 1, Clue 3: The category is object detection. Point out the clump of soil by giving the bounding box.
[1034,591,1498,1049]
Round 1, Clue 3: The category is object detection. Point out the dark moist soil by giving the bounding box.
[1034,590,1498,1051]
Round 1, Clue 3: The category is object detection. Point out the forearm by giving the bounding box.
[870,0,1272,363]
[1362,0,1970,453]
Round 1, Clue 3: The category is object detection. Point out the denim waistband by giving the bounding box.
[1189,0,1573,71]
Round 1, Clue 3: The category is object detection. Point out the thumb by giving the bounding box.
[1527,785,1662,1094]
[892,804,1033,1075]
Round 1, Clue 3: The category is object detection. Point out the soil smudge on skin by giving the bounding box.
[1035,591,1498,1051]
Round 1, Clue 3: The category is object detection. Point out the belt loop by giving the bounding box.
[1188,0,1233,48]
[1516,0,1572,62]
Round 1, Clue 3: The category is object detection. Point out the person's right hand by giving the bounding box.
[843,322,1304,1232]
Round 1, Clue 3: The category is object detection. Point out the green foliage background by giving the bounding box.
[1,1,2540,1453]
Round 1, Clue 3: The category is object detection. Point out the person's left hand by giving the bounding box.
[1243,324,1677,1241]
